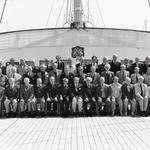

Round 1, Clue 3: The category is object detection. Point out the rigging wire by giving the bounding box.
[55,0,65,27]
[0,0,7,24]
[45,0,55,28]
[148,0,150,7]
[85,0,95,26]
[95,0,105,27]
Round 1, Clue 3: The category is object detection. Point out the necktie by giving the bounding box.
[140,84,144,97]
[136,74,138,83]
[107,72,109,83]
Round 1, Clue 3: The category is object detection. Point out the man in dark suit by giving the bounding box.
[109,54,121,74]
[60,65,74,85]
[49,63,62,84]
[131,57,143,75]
[101,64,114,85]
[97,56,108,75]
[121,77,136,116]
[71,77,83,116]
[20,77,34,117]
[45,76,58,116]
[55,55,64,71]
[96,77,111,115]
[4,78,19,117]
[84,56,98,74]
[33,78,45,116]
[59,78,71,117]
[83,77,96,116]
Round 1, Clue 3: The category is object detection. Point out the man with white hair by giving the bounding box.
[71,77,83,116]
[4,78,19,117]
[101,63,114,85]
[134,76,148,116]
[83,77,96,116]
[20,77,34,117]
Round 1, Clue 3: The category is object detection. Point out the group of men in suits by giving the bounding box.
[0,54,150,117]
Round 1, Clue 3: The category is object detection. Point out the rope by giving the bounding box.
[55,0,65,27]
[45,0,55,28]
[95,0,105,27]
[0,0,7,24]
[148,0,150,7]
[85,0,95,26]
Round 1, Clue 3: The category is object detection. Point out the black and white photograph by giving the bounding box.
[0,0,150,149]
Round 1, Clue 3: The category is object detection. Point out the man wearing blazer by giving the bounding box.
[101,63,114,85]
[83,77,96,116]
[134,76,148,116]
[116,64,130,84]
[45,76,58,115]
[87,65,100,86]
[131,67,141,85]
[4,78,19,117]
[121,77,136,116]
[20,77,34,117]
[96,77,111,115]
[71,77,83,116]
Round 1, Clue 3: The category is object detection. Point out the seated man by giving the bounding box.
[33,78,45,116]
[59,78,71,117]
[45,76,58,116]
[134,76,148,116]
[4,78,19,117]
[71,77,83,116]
[121,77,136,116]
[0,85,5,116]
[20,77,34,117]
[109,76,122,116]
[96,77,111,115]
[83,77,96,116]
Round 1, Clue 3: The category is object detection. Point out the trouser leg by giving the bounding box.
[4,99,10,113]
[77,97,83,113]
[72,97,77,113]
[12,99,18,113]
[111,97,116,115]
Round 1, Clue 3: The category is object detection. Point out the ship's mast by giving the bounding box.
[73,0,83,28]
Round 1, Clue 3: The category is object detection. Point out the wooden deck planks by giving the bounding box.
[0,117,150,150]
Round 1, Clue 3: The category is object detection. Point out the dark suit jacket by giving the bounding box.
[71,83,83,98]
[34,85,45,99]
[121,83,135,100]
[20,84,34,102]
[45,83,58,99]
[59,84,71,100]
[97,63,106,75]
[96,84,111,99]
[109,61,121,74]
[83,83,96,100]
[130,63,143,75]
[5,85,19,100]
[22,72,36,85]
[101,71,114,85]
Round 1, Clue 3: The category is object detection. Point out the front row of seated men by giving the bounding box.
[0,75,149,117]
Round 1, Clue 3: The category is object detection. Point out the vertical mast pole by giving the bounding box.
[74,0,83,28]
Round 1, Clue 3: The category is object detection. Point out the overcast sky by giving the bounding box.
[0,0,150,32]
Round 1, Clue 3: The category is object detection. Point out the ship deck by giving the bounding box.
[0,117,150,150]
